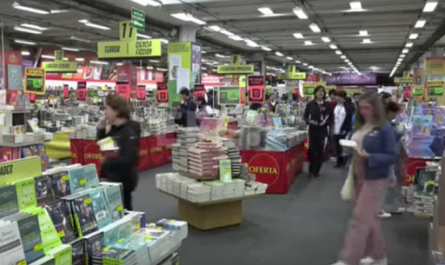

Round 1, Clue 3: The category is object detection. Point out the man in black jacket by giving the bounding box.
[303,86,333,178]
[179,88,197,127]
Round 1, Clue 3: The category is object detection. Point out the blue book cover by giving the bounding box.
[16,214,44,263]
[104,186,124,222]
[68,167,86,193]
[0,185,19,218]
[90,188,112,229]
[83,164,100,189]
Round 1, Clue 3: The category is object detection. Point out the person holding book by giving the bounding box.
[97,94,141,211]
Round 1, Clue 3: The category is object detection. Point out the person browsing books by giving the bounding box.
[97,94,141,211]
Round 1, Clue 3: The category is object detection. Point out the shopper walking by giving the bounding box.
[179,88,197,127]
[331,92,396,265]
[303,86,332,178]
[333,91,355,167]
[97,94,141,211]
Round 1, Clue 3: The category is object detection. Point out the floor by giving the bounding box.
[133,162,428,265]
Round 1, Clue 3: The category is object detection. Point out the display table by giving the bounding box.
[70,132,176,172]
[400,144,441,186]
[163,192,260,230]
[241,140,305,194]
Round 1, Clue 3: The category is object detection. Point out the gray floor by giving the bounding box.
[133,163,428,265]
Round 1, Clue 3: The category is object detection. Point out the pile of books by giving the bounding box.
[222,139,241,178]
[172,128,199,172]
[156,172,267,203]
[148,119,167,135]
[187,139,228,179]
[70,124,98,140]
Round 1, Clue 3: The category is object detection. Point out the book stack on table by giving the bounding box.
[172,127,199,172]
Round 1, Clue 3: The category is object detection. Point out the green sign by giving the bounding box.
[218,87,240,105]
[429,86,444,96]
[131,8,145,31]
[304,88,314,95]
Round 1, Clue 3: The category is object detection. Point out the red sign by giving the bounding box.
[63,85,69,99]
[116,83,130,99]
[29,93,36,102]
[157,82,168,104]
[77,82,87,101]
[194,84,206,99]
[136,85,146,100]
[248,76,265,104]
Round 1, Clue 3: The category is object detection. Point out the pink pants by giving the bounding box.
[340,170,387,265]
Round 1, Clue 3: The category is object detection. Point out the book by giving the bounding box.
[45,200,77,243]
[24,207,62,254]
[50,171,71,199]
[83,164,100,189]
[0,221,27,265]
[29,256,56,265]
[34,175,54,206]
[13,178,38,211]
[219,159,232,183]
[0,184,19,218]
[84,231,103,265]
[14,214,44,263]
[102,223,120,246]
[67,166,86,193]
[104,185,124,222]
[89,188,112,229]
[70,238,85,265]
[46,244,72,265]
[72,194,98,237]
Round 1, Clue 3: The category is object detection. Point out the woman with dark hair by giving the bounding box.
[303,86,333,178]
[97,94,140,210]
[332,92,396,265]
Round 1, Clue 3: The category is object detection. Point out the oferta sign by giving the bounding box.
[97,40,161,59]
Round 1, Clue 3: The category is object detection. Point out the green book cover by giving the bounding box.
[26,207,62,254]
[47,244,72,265]
[0,184,19,218]
[219,159,232,183]
[13,178,37,211]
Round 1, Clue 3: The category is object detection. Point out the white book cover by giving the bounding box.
[0,222,26,264]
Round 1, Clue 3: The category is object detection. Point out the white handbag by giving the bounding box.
[340,164,355,201]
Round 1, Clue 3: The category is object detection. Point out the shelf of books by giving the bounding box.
[0,156,187,265]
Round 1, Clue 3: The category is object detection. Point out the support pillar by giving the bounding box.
[179,25,198,42]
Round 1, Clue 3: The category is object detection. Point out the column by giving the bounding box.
[179,25,198,42]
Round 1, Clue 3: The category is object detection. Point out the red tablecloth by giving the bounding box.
[400,146,440,186]
[241,142,305,194]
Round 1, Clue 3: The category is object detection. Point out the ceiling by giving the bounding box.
[2,0,445,77]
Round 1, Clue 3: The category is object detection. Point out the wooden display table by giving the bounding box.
[163,192,261,230]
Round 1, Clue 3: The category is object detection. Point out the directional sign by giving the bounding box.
[131,8,145,31]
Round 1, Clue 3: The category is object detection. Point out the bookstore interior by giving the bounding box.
[2,0,445,264]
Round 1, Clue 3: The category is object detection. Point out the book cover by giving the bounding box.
[84,231,103,265]
[15,214,44,263]
[102,223,119,246]
[68,166,86,193]
[72,195,98,237]
[46,244,72,265]
[117,218,132,240]
[45,200,77,243]
[70,239,85,265]
[0,184,19,218]
[28,256,56,265]
[89,188,112,229]
[14,178,38,211]
[50,171,71,199]
[104,185,124,222]
[219,159,232,183]
[0,222,26,265]
[35,175,54,206]
[26,207,62,254]
[83,164,100,189]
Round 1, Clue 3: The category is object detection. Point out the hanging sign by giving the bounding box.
[218,87,241,105]
[394,71,413,84]
[402,86,412,99]
[425,58,445,76]
[247,75,265,104]
[157,82,168,104]
[42,50,78,73]
[193,84,206,99]
[412,85,424,97]
[29,93,36,103]
[116,83,131,99]
[136,85,146,100]
[131,8,145,31]
[427,80,445,97]
[303,82,326,96]
[217,54,254,74]
[24,68,45,95]
[77,81,87,101]
[63,85,69,99]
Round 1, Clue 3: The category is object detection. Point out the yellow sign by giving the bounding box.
[231,55,241,65]
[217,65,254,74]
[54,50,64,62]
[119,21,137,41]
[278,72,306,80]
[42,61,78,73]
[426,57,445,76]
[24,67,45,95]
[97,39,162,59]
[412,85,424,97]
[394,77,413,84]
[287,65,296,73]
[0,157,42,185]
[403,71,410,77]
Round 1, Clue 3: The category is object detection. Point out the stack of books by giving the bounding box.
[187,139,228,179]
[223,140,241,178]
[172,128,199,172]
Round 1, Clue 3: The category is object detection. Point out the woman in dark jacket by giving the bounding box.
[97,94,140,210]
[303,86,333,178]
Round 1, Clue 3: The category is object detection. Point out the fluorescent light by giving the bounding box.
[160,39,169,44]
[341,55,346,59]
[14,39,36,45]
[402,49,409,53]
[129,0,161,6]
[304,40,314,45]
[362,38,371,43]
[12,2,49,14]
[21,51,30,56]
[400,54,406,58]
[335,50,342,55]
[207,25,221,32]
[147,66,154,69]
[275,51,283,56]
[202,51,207,54]
[246,40,259,47]
[286,56,293,60]
[406,42,413,47]
[171,13,206,25]
[293,33,304,39]
[62,47,80,52]
[20,23,47,31]
[303,63,308,66]
[70,36,91,43]
[423,1,438,12]
[415,19,426,28]
[75,58,84,62]
[258,7,273,15]
[220,29,234,36]
[215,53,226,58]
[330,44,337,49]
[50,9,70,14]
[292,7,308,19]
[228,35,243,41]
[321,37,331,43]
[116,63,123,66]
[137,33,152,39]
[261,46,272,51]
[41,55,55,59]
[359,30,368,36]
[14,26,41,34]
[409,33,419,39]
[309,23,321,33]
[157,68,167,71]
[350,2,362,10]
[295,60,301,64]
[79,20,110,30]
[308,65,314,69]
[90,60,109,65]
[149,60,160,63]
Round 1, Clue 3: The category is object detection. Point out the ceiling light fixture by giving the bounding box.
[349,1,363,11]
[330,44,337,49]
[400,54,406,58]
[309,23,321,33]
[406,42,413,47]
[359,30,368,36]
[335,50,342,55]
[275,51,283,56]
[295,60,301,64]
[286,56,293,60]
[62,47,80,52]
[245,40,259,47]
[147,66,154,69]
[423,1,438,12]
[207,25,221,32]
[160,39,169,44]
[292,6,308,19]
[258,7,274,15]
[157,68,168,71]
[116,63,123,66]
[321,37,331,43]
[20,23,48,31]
[402,49,409,53]
[304,40,314,45]
[14,39,36,45]
[78,20,110,30]
[415,19,426,28]
[129,0,161,6]
[149,60,160,63]
[90,60,109,65]
[41,55,55,59]
[12,2,49,14]
[293,33,304,39]
[261,46,272,51]
[409,33,419,39]
[219,29,234,36]
[70,36,91,43]
[137,33,152,39]
[171,13,206,25]
[228,35,243,41]
[14,25,42,34]
[215,53,227,58]
[362,38,371,43]
[341,55,346,59]
[75,58,84,62]
[303,63,308,66]
[21,51,30,56]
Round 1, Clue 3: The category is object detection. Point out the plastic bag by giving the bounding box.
[341,165,355,201]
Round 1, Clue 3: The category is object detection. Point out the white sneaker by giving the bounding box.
[360,257,388,265]
[331,261,349,265]
[378,211,391,218]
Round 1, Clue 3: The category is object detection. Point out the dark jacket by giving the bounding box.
[362,122,396,180]
[303,99,333,135]
[97,120,141,191]
[338,101,356,133]
[180,97,197,127]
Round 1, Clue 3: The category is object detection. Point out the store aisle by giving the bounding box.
[133,163,428,265]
